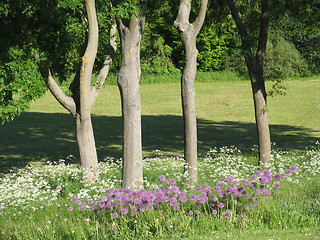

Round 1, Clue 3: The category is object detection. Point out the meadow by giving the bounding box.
[0,74,320,239]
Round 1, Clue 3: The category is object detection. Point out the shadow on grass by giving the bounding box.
[1,112,319,173]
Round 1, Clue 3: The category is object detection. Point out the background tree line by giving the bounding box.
[1,0,319,124]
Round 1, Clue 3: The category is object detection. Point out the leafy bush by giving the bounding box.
[264,36,309,80]
[197,25,232,72]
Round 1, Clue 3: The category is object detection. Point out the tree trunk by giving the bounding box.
[117,6,146,190]
[174,0,208,187]
[181,34,198,187]
[226,0,271,167]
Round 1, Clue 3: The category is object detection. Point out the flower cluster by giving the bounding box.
[69,176,188,217]
[188,166,297,217]
[68,166,298,219]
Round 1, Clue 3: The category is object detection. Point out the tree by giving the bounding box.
[0,1,46,124]
[226,0,271,167]
[36,0,117,184]
[114,0,146,190]
[174,0,208,187]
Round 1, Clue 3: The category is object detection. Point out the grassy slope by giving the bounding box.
[0,79,319,170]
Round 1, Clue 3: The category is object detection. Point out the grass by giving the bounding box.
[0,73,320,239]
[1,76,319,169]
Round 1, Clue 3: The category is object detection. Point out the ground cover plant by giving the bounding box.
[0,144,320,239]
[0,77,319,239]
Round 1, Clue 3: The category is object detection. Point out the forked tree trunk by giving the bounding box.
[36,0,118,184]
[117,5,146,190]
[174,0,208,187]
[227,0,271,167]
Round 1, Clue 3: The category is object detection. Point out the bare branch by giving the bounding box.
[35,55,76,115]
[193,0,209,34]
[226,0,252,57]
[90,22,118,106]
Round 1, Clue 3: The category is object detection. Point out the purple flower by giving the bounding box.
[244,205,249,210]
[101,196,108,202]
[275,173,284,181]
[56,186,62,191]
[264,189,270,195]
[111,213,118,219]
[160,175,166,181]
[251,175,257,181]
[251,196,257,202]
[171,186,179,193]
[170,179,176,185]
[163,180,170,185]
[218,203,224,208]
[165,188,171,195]
[202,184,211,191]
[233,200,238,205]
[190,194,197,201]
[88,199,94,205]
[195,187,202,192]
[284,169,292,176]
[274,183,281,189]
[210,202,215,207]
[246,194,251,199]
[195,210,200,215]
[260,177,268,184]
[255,170,262,176]
[213,197,218,202]
[198,197,206,204]
[189,210,193,215]
[109,227,115,232]
[251,204,256,209]
[242,179,250,185]
[85,218,91,223]
[274,190,280,194]
[233,180,239,186]
[121,208,128,215]
[290,165,297,173]
[68,207,73,211]
[287,177,292,182]
[226,210,232,215]
[212,209,218,215]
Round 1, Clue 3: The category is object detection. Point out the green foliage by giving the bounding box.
[141,24,179,74]
[0,47,46,124]
[197,25,232,71]
[112,0,143,19]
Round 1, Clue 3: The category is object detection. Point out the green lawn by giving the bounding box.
[1,79,319,171]
[0,78,320,239]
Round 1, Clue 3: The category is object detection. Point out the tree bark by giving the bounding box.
[174,0,208,187]
[226,0,271,167]
[117,4,146,190]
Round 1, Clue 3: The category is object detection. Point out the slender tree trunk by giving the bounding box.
[181,34,198,187]
[174,0,208,187]
[117,5,146,190]
[226,0,271,167]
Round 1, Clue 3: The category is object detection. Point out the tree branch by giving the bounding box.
[35,55,76,115]
[256,0,270,67]
[226,0,253,57]
[90,22,118,106]
[193,0,209,34]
